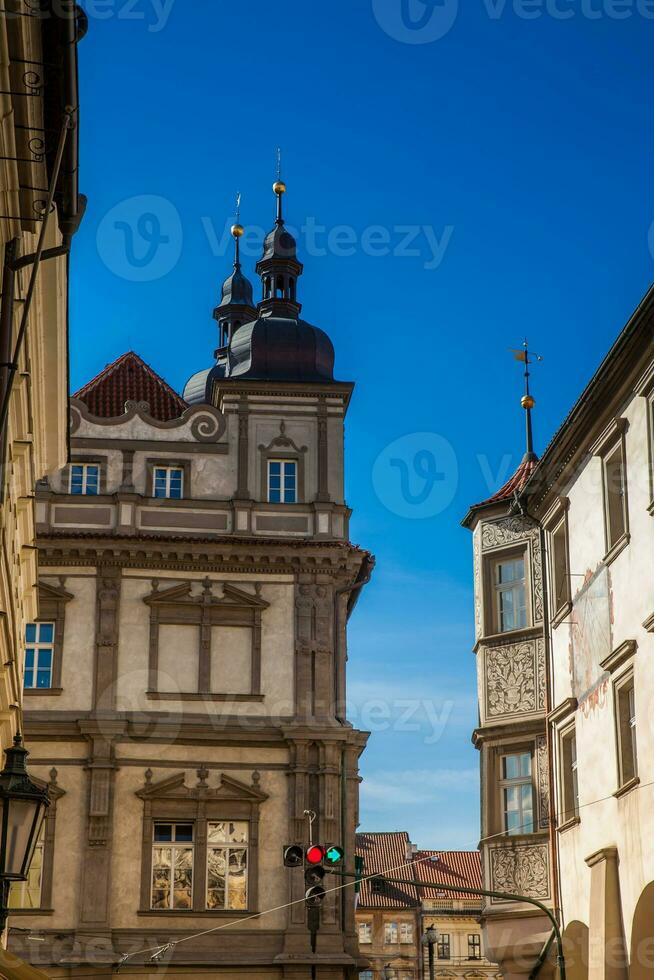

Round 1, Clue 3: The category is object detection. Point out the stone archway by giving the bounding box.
[630,882,654,980]
[562,920,589,980]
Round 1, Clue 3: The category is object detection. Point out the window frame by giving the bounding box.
[205,820,249,911]
[399,921,414,944]
[591,417,630,563]
[145,459,191,501]
[384,920,399,944]
[635,360,654,515]
[151,821,195,911]
[24,621,55,690]
[468,933,482,960]
[543,496,572,627]
[613,668,638,794]
[437,933,451,959]
[558,721,580,829]
[357,920,372,944]
[68,460,102,496]
[152,465,185,500]
[266,458,298,504]
[137,769,266,917]
[484,546,531,637]
[500,749,535,836]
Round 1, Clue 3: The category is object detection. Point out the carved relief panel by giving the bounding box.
[483,637,546,722]
[488,841,550,902]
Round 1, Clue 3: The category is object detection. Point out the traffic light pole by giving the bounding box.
[330,869,566,980]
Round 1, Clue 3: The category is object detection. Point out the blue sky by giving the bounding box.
[72,0,654,848]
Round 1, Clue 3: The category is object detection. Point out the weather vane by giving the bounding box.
[235,191,241,222]
[508,339,543,461]
[276,146,282,180]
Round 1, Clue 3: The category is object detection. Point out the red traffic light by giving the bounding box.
[306,844,326,865]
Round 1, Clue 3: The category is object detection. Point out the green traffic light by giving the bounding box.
[325,845,344,865]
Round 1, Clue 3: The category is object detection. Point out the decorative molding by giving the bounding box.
[36,578,74,690]
[589,416,628,458]
[144,578,269,696]
[535,736,550,830]
[599,639,637,675]
[70,398,226,442]
[643,611,654,632]
[548,697,578,726]
[489,843,550,901]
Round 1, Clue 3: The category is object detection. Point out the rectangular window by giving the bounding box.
[561,727,579,821]
[493,556,527,632]
[603,443,628,550]
[151,823,194,910]
[384,921,398,944]
[358,922,372,944]
[551,519,570,613]
[616,677,637,786]
[437,934,451,959]
[8,825,44,909]
[69,462,100,495]
[206,820,248,910]
[468,934,482,960]
[400,922,414,943]
[359,973,374,980]
[501,751,534,835]
[24,622,55,690]
[267,459,297,503]
[153,466,184,499]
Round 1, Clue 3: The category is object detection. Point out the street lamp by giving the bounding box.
[381,965,395,980]
[421,925,439,980]
[0,734,50,930]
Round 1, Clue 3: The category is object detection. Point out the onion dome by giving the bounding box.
[227,315,334,382]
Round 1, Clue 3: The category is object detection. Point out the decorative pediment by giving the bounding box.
[136,769,268,803]
[38,579,74,605]
[258,420,307,456]
[144,578,269,610]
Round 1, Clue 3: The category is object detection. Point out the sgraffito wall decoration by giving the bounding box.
[568,563,613,713]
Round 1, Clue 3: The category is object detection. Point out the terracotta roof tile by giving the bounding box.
[475,456,538,508]
[73,351,187,422]
[412,849,482,901]
[355,832,419,909]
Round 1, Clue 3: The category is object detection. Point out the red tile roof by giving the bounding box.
[475,456,538,507]
[355,835,483,908]
[73,351,187,421]
[355,832,419,908]
[412,849,482,901]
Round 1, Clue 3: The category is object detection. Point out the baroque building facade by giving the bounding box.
[466,284,654,979]
[7,183,373,979]
[0,4,84,771]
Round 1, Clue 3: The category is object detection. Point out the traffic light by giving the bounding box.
[304,862,326,907]
[305,844,326,865]
[324,844,344,867]
[283,844,304,868]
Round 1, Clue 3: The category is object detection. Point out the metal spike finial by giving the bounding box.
[235,191,241,222]
[276,146,282,181]
[509,340,543,462]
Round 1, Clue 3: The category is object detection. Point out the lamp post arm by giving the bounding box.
[331,870,566,980]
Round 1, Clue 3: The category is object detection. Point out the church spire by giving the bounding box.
[256,156,303,319]
[213,194,257,353]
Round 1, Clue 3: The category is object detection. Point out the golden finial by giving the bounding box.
[273,147,286,195]
[231,191,244,238]
[521,394,536,410]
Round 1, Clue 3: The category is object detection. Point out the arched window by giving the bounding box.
[275,275,284,298]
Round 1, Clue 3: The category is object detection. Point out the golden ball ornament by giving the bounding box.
[231,223,245,238]
[273,180,287,195]
[521,395,536,410]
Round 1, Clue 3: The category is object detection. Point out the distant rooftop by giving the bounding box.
[73,351,187,422]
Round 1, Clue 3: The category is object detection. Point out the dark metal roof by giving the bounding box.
[227,315,335,382]
[216,267,255,310]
